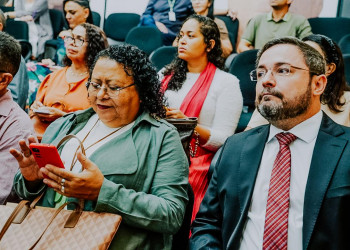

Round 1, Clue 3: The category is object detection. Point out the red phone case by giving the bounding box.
[29,143,65,169]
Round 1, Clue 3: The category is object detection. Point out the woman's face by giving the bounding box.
[178,19,209,63]
[192,0,211,16]
[66,25,88,62]
[88,58,141,128]
[64,1,90,29]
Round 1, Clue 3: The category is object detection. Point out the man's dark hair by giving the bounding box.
[0,9,6,30]
[0,32,21,76]
[257,37,325,77]
[89,44,166,118]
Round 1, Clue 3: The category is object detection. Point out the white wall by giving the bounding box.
[319,0,339,17]
[90,0,148,26]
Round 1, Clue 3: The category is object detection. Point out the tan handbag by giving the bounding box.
[0,135,122,249]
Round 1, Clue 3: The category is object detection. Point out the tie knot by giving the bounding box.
[275,132,297,146]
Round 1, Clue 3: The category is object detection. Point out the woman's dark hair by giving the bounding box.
[63,23,108,69]
[302,34,350,113]
[89,44,166,118]
[163,14,224,91]
[207,0,214,19]
[63,0,93,26]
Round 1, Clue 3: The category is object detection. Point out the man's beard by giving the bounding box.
[256,84,311,122]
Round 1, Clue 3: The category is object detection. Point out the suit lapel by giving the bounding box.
[227,126,269,248]
[239,126,269,215]
[303,115,347,250]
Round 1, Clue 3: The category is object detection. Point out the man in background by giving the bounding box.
[0,31,34,204]
[237,0,312,52]
[0,9,29,110]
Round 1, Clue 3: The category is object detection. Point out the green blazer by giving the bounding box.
[190,113,350,250]
[14,108,189,250]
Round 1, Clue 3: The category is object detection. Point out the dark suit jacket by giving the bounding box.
[190,114,350,250]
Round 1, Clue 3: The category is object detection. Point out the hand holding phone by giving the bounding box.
[29,143,65,172]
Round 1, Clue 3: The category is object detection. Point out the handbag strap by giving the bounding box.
[0,200,30,241]
[0,190,47,241]
[29,201,82,250]
[0,135,86,243]
[56,134,86,156]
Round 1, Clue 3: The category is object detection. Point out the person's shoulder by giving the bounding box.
[5,100,34,134]
[226,125,268,144]
[51,67,67,76]
[322,113,350,137]
[214,68,239,86]
[289,12,309,22]
[214,17,226,29]
[250,13,268,22]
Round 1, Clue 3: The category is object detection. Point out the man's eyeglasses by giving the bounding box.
[88,81,135,97]
[249,64,319,82]
[64,36,85,47]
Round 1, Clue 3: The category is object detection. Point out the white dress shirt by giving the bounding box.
[240,111,323,250]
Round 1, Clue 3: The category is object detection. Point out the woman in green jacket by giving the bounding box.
[11,44,189,249]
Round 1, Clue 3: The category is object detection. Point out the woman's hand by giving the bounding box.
[9,136,43,182]
[41,58,56,67]
[41,151,104,201]
[34,106,67,122]
[4,11,16,19]
[166,108,187,119]
[155,21,169,34]
[31,100,45,110]
[19,15,34,22]
[58,30,71,39]
[227,8,238,20]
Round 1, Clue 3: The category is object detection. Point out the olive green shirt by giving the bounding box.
[242,12,312,49]
[14,108,189,250]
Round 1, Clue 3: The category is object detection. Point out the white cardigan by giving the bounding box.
[163,68,243,151]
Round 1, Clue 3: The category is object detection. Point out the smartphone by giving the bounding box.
[29,143,65,170]
[32,108,51,115]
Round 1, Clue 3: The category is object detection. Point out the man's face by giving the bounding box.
[255,44,313,122]
[269,0,290,8]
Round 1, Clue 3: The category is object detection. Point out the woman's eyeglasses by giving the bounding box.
[64,36,85,47]
[88,81,135,97]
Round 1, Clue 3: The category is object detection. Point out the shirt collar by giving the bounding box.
[267,11,291,22]
[0,90,13,117]
[267,110,323,144]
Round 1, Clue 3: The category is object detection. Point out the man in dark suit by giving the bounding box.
[190,37,350,250]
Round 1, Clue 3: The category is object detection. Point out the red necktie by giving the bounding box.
[263,132,297,250]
